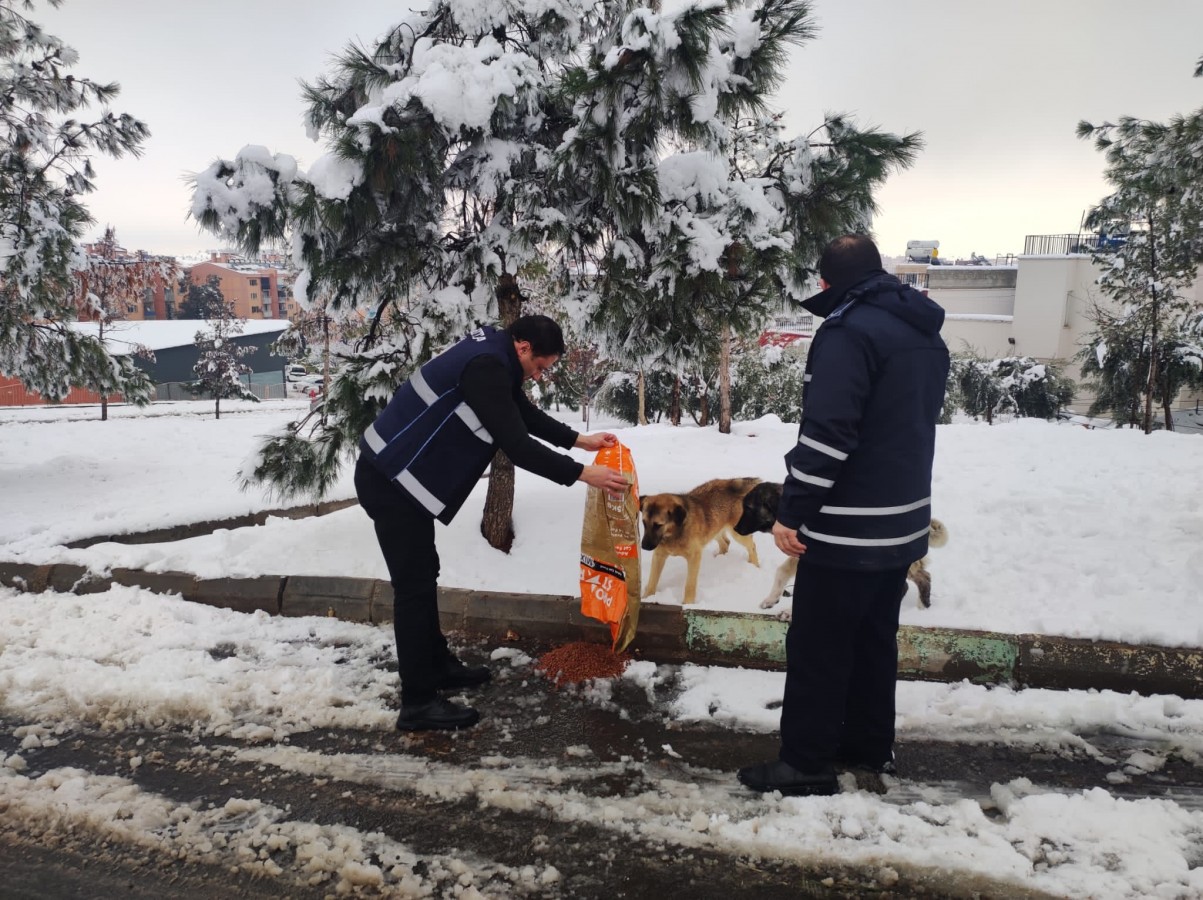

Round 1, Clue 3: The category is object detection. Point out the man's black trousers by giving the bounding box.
[355,456,451,707]
[780,561,910,773]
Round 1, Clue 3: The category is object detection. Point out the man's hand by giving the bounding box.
[772,521,808,558]
[574,432,618,452]
[579,464,629,499]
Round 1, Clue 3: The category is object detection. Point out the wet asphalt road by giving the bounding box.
[3,635,1202,899]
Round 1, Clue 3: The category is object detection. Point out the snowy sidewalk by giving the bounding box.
[3,559,1201,701]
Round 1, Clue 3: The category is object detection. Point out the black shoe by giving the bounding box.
[396,698,480,732]
[737,760,838,797]
[435,657,492,691]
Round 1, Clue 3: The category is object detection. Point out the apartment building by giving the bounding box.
[188,259,287,320]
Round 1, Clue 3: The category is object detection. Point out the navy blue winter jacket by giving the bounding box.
[359,326,581,524]
[776,271,950,570]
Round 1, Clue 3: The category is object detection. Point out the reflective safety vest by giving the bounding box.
[359,326,513,523]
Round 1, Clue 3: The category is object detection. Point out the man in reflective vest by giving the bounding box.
[738,235,950,795]
[356,314,628,732]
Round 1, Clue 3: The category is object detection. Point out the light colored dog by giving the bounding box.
[733,481,948,613]
[640,477,762,605]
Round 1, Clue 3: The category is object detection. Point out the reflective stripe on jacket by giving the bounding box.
[359,326,510,524]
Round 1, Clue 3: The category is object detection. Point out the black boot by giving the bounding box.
[737,760,838,797]
[435,656,492,691]
[396,697,480,732]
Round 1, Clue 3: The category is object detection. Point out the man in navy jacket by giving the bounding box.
[356,315,628,732]
[739,235,950,796]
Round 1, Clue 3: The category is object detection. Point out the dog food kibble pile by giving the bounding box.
[535,641,631,686]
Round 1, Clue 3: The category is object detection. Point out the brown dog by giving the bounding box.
[733,481,948,612]
[640,477,762,605]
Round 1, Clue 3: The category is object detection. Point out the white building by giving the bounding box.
[912,237,1203,420]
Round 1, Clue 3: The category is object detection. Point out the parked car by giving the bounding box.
[285,364,308,382]
[291,373,324,395]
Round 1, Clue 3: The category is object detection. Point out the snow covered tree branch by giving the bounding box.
[0,0,153,403]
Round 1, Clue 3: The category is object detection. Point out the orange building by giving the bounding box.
[188,259,288,320]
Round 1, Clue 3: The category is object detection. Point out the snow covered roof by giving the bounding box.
[70,319,290,354]
[195,260,277,274]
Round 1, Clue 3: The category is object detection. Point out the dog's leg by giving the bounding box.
[714,531,731,556]
[728,528,760,567]
[644,548,668,598]
[761,556,797,609]
[909,558,932,609]
[682,549,702,605]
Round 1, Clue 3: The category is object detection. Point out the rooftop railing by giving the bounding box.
[1023,233,1126,255]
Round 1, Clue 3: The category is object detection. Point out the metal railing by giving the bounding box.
[897,272,929,289]
[1023,234,1126,256]
[154,381,289,401]
[770,314,815,331]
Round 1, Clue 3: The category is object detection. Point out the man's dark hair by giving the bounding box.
[818,234,883,288]
[507,314,566,357]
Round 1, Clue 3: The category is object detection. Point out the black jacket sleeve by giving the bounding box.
[460,356,584,486]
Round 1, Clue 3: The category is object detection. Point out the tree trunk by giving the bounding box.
[699,392,711,428]
[321,309,331,426]
[480,450,516,552]
[1143,210,1160,435]
[481,273,523,552]
[1143,339,1159,435]
[215,397,221,420]
[718,323,732,434]
[637,370,648,426]
[670,376,682,426]
[98,319,109,421]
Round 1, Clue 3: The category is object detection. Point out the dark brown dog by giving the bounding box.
[640,477,762,605]
[734,481,948,611]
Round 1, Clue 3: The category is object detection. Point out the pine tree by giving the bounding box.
[191,300,258,419]
[0,0,153,403]
[551,4,920,433]
[1078,302,1203,429]
[188,0,918,544]
[1077,54,1203,432]
[191,0,611,536]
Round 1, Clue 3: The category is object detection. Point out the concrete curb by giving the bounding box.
[2,561,1201,699]
[63,498,359,549]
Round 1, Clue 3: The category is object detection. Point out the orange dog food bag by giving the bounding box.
[579,442,641,651]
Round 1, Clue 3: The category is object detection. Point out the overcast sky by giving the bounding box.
[40,0,1203,262]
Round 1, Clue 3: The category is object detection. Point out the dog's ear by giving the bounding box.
[638,495,646,507]
[671,503,686,526]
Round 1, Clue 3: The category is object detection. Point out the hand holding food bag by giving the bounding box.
[579,442,640,652]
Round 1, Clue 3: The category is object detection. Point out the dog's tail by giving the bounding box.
[928,518,949,549]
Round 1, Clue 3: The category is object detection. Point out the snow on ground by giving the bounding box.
[4,582,1203,897]
[3,400,1203,895]
[2,400,1200,647]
